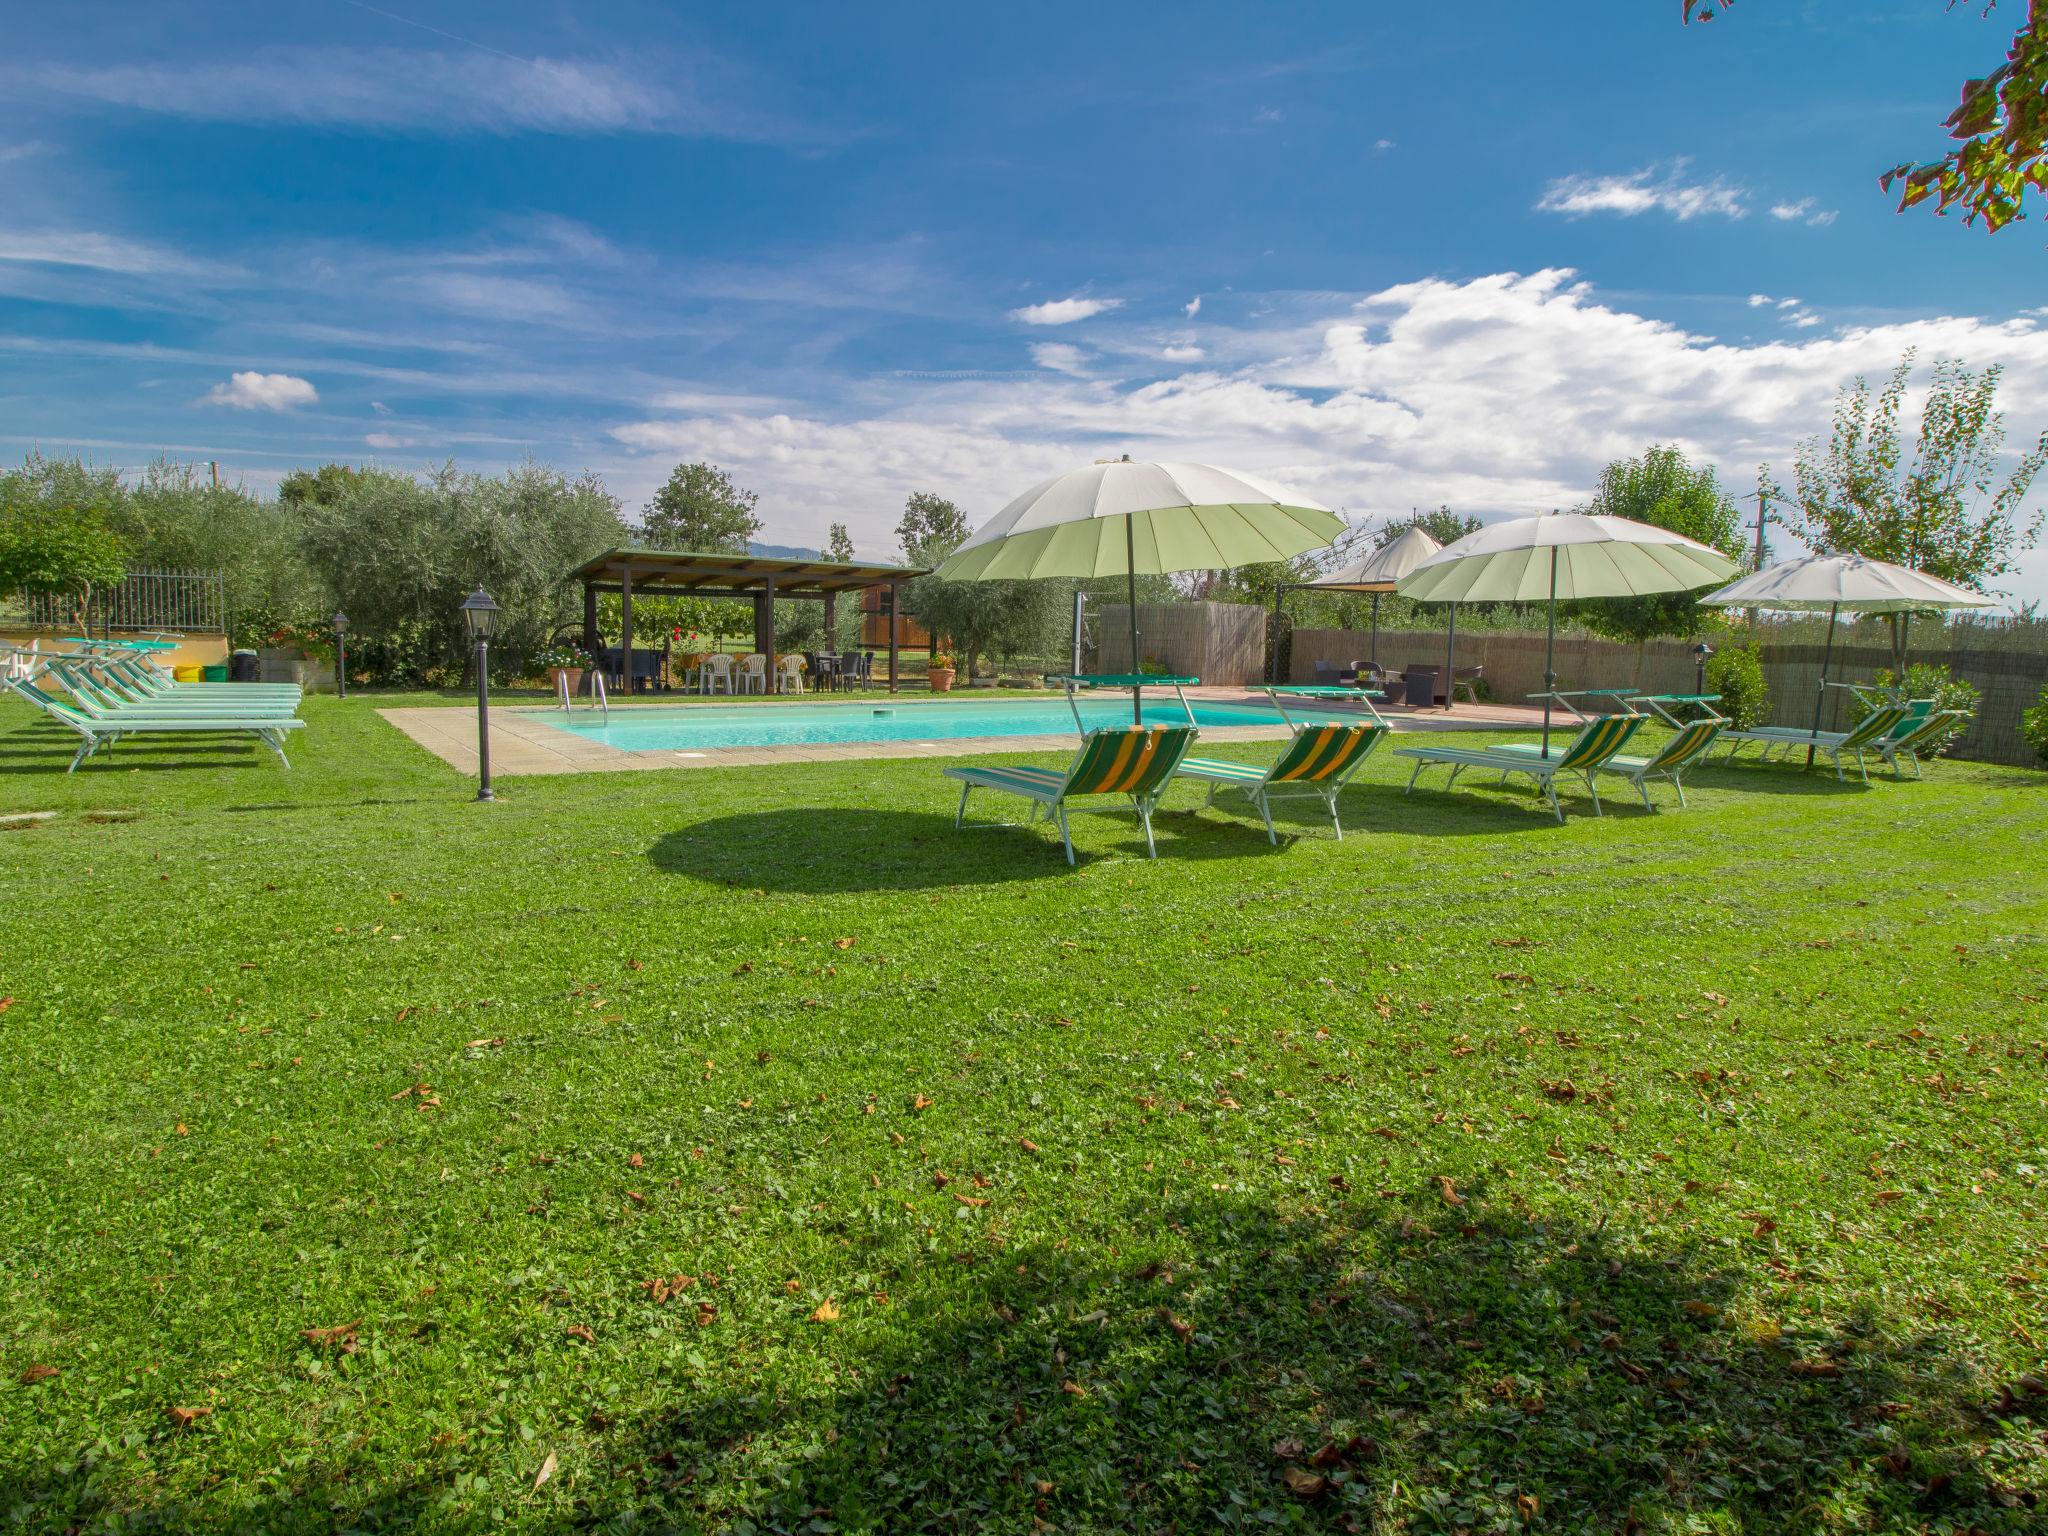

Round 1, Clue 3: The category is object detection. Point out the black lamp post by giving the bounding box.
[461,586,501,803]
[1691,640,1715,696]
[332,611,349,700]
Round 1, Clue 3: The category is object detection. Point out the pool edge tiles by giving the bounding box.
[375,698,1304,777]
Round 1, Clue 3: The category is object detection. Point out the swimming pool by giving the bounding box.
[530,695,1287,751]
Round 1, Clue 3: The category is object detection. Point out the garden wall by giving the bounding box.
[1288,627,2047,767]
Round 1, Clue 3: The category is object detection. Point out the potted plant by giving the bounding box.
[537,645,588,693]
[928,651,957,693]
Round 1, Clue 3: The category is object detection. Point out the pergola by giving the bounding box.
[569,548,929,693]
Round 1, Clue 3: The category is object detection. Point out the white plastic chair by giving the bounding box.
[777,655,805,693]
[737,653,768,695]
[702,653,735,696]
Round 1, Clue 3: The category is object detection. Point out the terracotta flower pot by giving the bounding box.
[550,666,585,693]
[928,667,956,693]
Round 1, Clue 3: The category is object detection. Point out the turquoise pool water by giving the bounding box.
[533,695,1285,751]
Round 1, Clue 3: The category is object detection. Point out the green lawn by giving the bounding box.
[1,694,2044,1534]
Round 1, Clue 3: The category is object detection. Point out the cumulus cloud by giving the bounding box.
[1769,198,1839,227]
[1537,161,1748,221]
[1030,342,1092,375]
[1184,296,1202,318]
[202,371,317,410]
[1009,295,1123,326]
[606,267,2048,596]
[1160,343,1205,362]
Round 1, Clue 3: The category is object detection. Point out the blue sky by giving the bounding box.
[5,1,2048,601]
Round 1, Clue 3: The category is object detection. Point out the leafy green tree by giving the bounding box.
[1774,353,2045,586]
[642,463,760,554]
[0,481,127,611]
[825,522,856,562]
[896,492,971,566]
[300,461,625,683]
[1381,505,1481,550]
[1570,445,1742,658]
[1687,2,2048,232]
[278,464,364,509]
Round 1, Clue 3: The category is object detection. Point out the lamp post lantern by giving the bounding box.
[460,586,501,802]
[1691,640,1715,696]
[331,611,349,700]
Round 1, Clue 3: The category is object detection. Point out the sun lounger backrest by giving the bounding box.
[1270,722,1385,783]
[3,674,89,724]
[1557,713,1643,772]
[1840,703,1911,751]
[1645,718,1723,773]
[1884,708,1966,755]
[1065,725,1196,797]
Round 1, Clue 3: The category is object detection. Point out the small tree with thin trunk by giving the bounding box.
[1767,351,2046,665]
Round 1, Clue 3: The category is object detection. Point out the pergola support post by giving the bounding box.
[619,567,634,694]
[756,574,777,692]
[583,581,599,656]
[887,580,901,694]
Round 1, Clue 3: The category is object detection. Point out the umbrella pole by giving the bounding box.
[1444,603,1457,713]
[1370,592,1380,672]
[1541,547,1557,757]
[1126,517,1142,726]
[1806,602,1837,769]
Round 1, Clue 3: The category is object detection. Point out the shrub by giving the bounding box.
[1703,643,1768,728]
[2021,684,2048,766]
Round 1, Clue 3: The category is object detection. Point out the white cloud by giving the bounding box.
[370,400,393,415]
[1030,343,1094,375]
[1160,343,1206,362]
[1373,138,1396,151]
[7,49,803,141]
[364,431,407,449]
[1537,161,1747,221]
[1769,198,1839,227]
[202,371,317,410]
[604,267,2048,609]
[0,228,237,279]
[1009,295,1123,326]
[1786,313,1823,329]
[1253,106,1284,124]
[1746,293,1772,308]
[1183,296,1202,318]
[1777,298,1801,310]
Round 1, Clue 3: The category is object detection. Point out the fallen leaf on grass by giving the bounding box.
[833,937,856,950]
[1787,1358,1842,1378]
[694,1302,718,1327]
[954,1193,989,1208]
[1438,1176,1466,1206]
[1018,1137,1040,1154]
[0,997,14,1013]
[1281,1466,1330,1498]
[1682,1300,1721,1318]
[533,1449,557,1491]
[564,1324,595,1344]
[809,1298,841,1323]
[1161,1309,1193,1340]
[18,1364,58,1384]
[168,1405,212,1428]
[1491,935,1535,949]
[628,1152,644,1168]
[464,1037,506,1050]
[301,1322,360,1353]
[911,1095,933,1112]
[1060,1379,1088,1397]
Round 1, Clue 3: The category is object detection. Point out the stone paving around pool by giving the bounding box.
[379,688,1555,778]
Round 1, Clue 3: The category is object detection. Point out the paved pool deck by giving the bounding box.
[379,688,1556,778]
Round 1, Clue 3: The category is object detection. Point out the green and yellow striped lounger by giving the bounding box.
[1873,707,1968,779]
[1718,702,1909,784]
[1178,721,1388,843]
[1393,713,1644,823]
[944,724,1197,866]
[1486,717,1724,810]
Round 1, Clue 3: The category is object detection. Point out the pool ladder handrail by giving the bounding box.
[558,667,609,717]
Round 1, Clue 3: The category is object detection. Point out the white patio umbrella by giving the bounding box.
[933,459,1345,721]
[1296,524,1444,672]
[1398,512,1739,754]
[1700,551,1995,763]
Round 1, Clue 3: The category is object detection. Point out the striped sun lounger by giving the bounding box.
[1718,702,1910,784]
[1178,721,1388,842]
[1873,707,1969,779]
[944,723,1197,865]
[1394,713,1645,823]
[1485,716,1725,810]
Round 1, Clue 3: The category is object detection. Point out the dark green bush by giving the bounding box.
[1703,643,1768,728]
